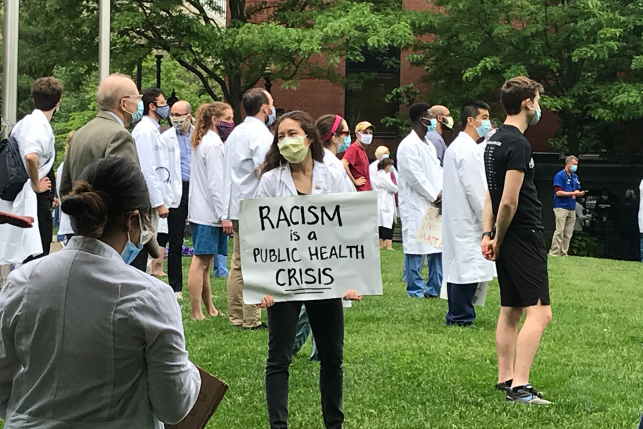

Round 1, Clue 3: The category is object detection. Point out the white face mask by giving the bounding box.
[359,133,373,145]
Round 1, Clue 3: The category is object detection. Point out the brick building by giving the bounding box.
[256,0,560,159]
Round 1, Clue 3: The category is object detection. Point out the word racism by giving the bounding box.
[258,204,342,231]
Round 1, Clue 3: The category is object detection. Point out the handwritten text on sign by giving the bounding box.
[416,206,443,248]
[239,192,383,304]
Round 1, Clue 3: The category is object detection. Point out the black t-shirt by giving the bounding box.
[484,125,543,231]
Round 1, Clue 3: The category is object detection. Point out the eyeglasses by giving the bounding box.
[336,130,350,137]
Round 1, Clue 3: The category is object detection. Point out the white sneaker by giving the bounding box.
[175,292,183,300]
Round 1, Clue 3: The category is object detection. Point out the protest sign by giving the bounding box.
[239,192,382,304]
[416,206,442,248]
[440,280,489,307]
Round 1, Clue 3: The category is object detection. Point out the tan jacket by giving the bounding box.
[60,111,160,258]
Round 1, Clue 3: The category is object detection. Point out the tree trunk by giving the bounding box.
[227,73,244,124]
[561,109,580,155]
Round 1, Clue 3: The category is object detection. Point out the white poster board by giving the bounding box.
[440,280,489,307]
[416,206,442,248]
[239,192,383,304]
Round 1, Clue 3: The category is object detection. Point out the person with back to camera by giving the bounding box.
[0,157,201,428]
[255,111,360,429]
[374,157,398,250]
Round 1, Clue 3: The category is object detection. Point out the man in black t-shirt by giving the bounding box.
[481,76,552,405]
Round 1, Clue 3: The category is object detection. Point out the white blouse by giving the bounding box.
[0,237,201,428]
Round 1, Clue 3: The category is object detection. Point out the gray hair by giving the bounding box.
[96,73,135,111]
[565,155,578,164]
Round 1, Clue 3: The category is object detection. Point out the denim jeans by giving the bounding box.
[404,253,442,297]
[292,306,318,361]
[640,233,643,262]
[266,299,344,429]
[445,282,477,326]
[213,254,229,277]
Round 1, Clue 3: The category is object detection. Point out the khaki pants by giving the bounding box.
[549,208,576,256]
[227,220,262,328]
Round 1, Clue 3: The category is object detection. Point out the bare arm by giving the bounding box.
[494,169,524,246]
[25,154,49,193]
[556,189,584,197]
[341,159,365,187]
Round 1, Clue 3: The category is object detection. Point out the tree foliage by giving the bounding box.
[405,0,643,156]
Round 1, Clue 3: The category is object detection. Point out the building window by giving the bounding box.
[345,47,400,137]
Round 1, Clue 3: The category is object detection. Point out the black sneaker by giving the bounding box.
[506,384,552,405]
[244,322,268,331]
[495,380,513,393]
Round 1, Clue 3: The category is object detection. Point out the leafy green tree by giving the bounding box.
[114,0,414,120]
[403,0,643,156]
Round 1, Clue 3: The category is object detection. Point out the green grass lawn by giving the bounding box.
[172,245,643,429]
[2,246,642,428]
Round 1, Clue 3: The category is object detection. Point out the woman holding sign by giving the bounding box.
[256,111,360,429]
[186,102,230,320]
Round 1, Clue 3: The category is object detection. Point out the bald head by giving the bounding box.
[171,100,192,115]
[430,105,449,117]
[96,74,138,112]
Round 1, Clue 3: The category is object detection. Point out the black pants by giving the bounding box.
[619,233,640,261]
[266,299,344,429]
[157,181,189,292]
[23,192,53,264]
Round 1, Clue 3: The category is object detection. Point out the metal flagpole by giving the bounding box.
[2,0,19,139]
[98,0,111,83]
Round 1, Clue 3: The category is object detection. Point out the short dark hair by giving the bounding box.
[243,88,269,117]
[61,157,150,238]
[460,100,491,127]
[141,87,164,116]
[378,158,395,171]
[500,76,544,115]
[31,77,64,111]
[409,102,432,124]
[490,120,498,129]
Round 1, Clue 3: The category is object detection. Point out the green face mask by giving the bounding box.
[278,135,310,164]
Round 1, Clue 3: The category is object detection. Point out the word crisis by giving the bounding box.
[258,204,343,231]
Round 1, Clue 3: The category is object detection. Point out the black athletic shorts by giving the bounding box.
[495,228,550,307]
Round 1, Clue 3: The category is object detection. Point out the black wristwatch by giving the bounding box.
[482,231,493,239]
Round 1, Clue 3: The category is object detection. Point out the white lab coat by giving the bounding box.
[374,169,397,228]
[132,116,171,210]
[256,160,352,198]
[222,116,274,221]
[369,160,379,187]
[0,110,55,263]
[442,132,494,284]
[158,128,185,234]
[188,130,226,227]
[323,148,356,192]
[56,162,73,235]
[397,130,443,255]
[0,236,201,428]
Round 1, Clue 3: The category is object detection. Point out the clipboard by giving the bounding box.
[165,366,229,429]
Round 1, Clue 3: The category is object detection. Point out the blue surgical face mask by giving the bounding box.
[132,101,144,123]
[381,154,390,159]
[570,164,578,173]
[338,136,351,153]
[474,119,491,138]
[156,104,170,119]
[425,118,437,132]
[121,214,148,264]
[266,106,277,127]
[529,102,541,126]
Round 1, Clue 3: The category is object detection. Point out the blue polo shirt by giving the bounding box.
[553,169,581,210]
